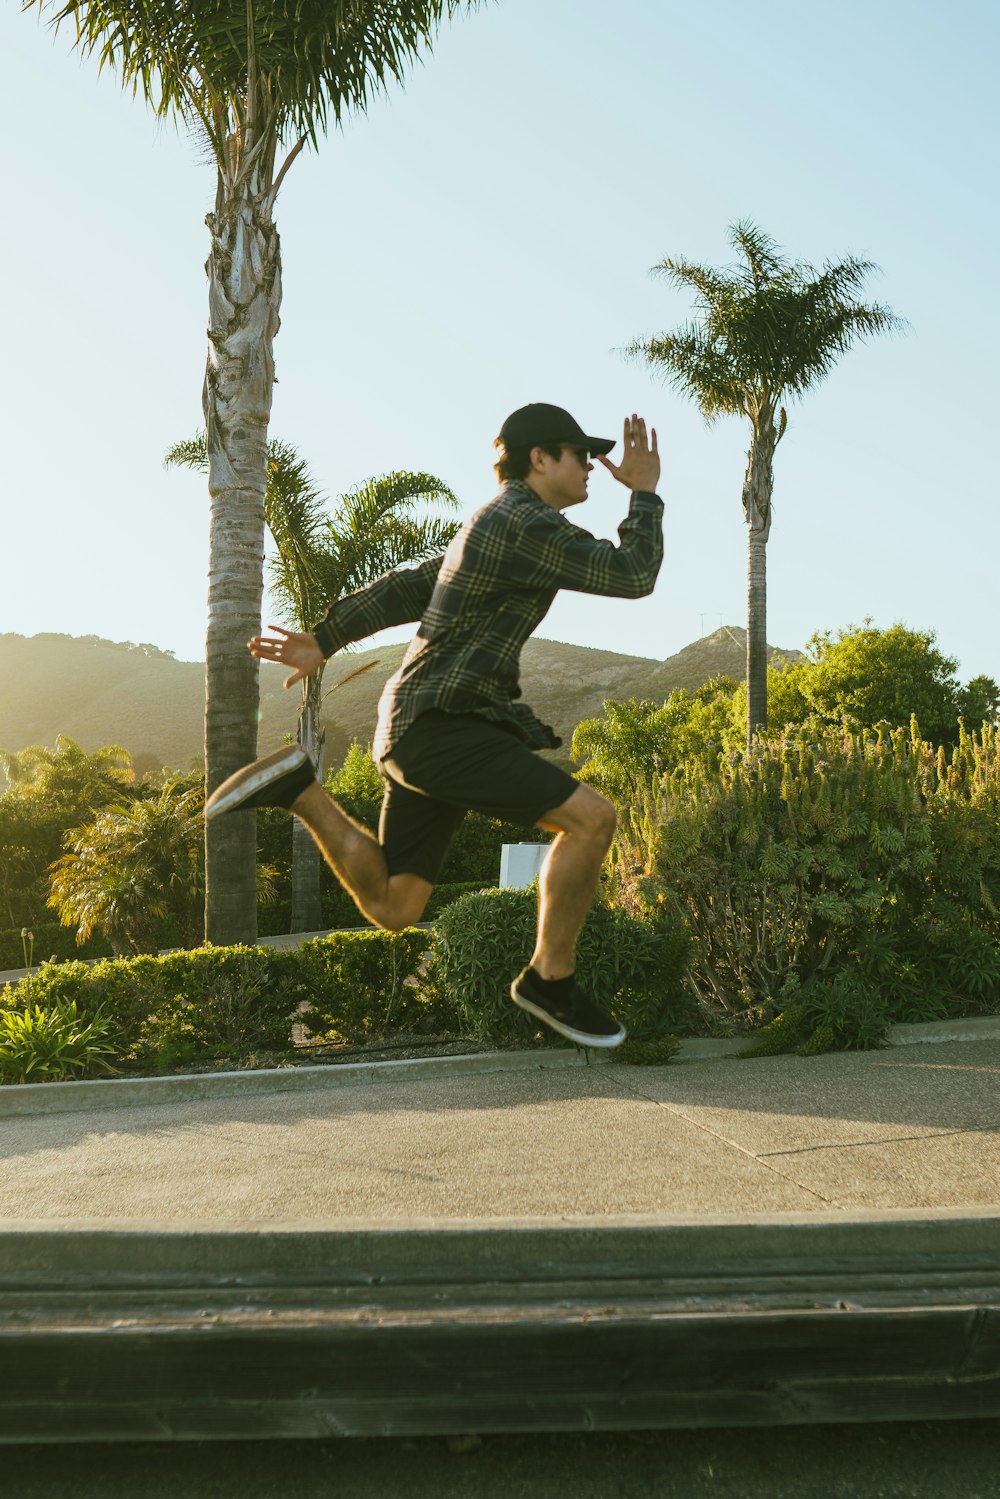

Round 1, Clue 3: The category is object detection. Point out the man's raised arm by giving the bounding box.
[248,553,444,688]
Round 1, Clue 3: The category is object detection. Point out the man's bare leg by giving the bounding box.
[531,785,617,978]
[290,782,431,932]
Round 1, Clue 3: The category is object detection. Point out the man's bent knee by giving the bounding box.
[538,784,617,842]
[378,873,433,932]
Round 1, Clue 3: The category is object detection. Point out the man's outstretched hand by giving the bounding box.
[248,625,324,688]
[596,413,660,494]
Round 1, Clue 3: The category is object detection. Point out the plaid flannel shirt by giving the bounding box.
[312,478,664,761]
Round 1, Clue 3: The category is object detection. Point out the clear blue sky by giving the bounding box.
[2,0,997,683]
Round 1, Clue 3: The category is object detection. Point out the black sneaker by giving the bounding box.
[510,968,626,1049]
[204,746,316,820]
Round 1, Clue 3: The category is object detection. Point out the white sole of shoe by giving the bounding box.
[204,746,309,821]
[510,985,626,1049]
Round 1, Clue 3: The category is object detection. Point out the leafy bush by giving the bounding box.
[3,947,306,1072]
[0,999,119,1085]
[620,721,1000,1037]
[433,885,691,1047]
[762,622,999,749]
[736,976,890,1058]
[47,782,204,955]
[0,930,450,1075]
[610,1034,682,1066]
[572,680,741,798]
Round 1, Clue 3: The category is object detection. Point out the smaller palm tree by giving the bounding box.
[0,736,134,808]
[48,781,204,955]
[166,435,460,929]
[627,222,905,746]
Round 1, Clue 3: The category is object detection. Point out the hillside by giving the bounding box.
[0,627,803,774]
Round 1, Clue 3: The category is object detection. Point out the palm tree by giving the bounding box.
[166,434,460,929]
[25,0,481,946]
[48,780,204,955]
[0,737,135,809]
[627,222,904,747]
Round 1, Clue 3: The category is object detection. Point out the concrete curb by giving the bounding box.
[676,1013,1000,1059]
[0,1044,609,1118]
[1,1013,997,1121]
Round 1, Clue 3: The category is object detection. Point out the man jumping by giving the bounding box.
[205,403,663,1048]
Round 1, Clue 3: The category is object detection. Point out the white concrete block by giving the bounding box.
[499,843,548,888]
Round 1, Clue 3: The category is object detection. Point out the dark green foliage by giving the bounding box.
[257,880,497,936]
[0,740,137,930]
[0,930,450,1074]
[433,886,691,1047]
[423,882,498,918]
[0,923,112,970]
[737,977,889,1059]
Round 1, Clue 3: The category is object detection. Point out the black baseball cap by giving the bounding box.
[496,403,615,458]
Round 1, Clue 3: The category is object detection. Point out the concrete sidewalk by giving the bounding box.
[3,1027,1000,1222]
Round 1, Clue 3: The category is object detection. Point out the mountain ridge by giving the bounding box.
[0,627,803,775]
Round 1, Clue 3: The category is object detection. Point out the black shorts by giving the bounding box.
[377,710,578,884]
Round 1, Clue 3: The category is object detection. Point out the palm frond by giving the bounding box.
[163,433,209,472]
[317,470,457,595]
[26,0,484,166]
[624,327,747,421]
[629,222,905,427]
[325,658,382,695]
[728,221,791,291]
[651,255,733,312]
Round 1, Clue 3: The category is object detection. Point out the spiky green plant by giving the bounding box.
[0,999,118,1085]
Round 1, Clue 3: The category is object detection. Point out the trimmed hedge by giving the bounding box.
[296,929,459,1043]
[2,947,305,1071]
[0,929,453,1076]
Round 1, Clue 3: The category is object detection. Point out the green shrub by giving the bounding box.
[433,886,691,1048]
[737,975,891,1059]
[0,999,119,1084]
[424,881,499,920]
[3,947,307,1073]
[624,722,1000,1034]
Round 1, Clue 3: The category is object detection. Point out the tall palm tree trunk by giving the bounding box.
[203,163,282,945]
[289,674,325,932]
[746,530,768,747]
[742,419,776,748]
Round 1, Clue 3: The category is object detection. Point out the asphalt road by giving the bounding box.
[4,1422,1000,1499]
